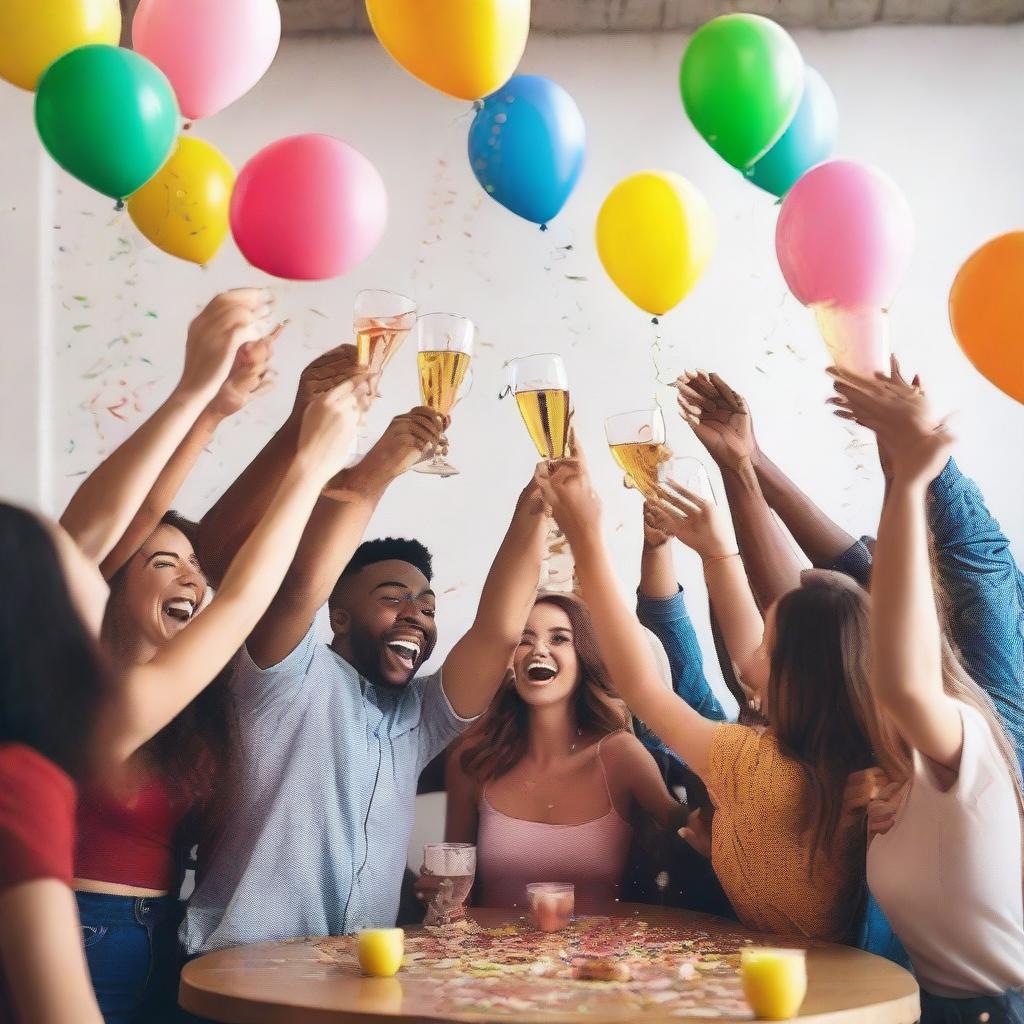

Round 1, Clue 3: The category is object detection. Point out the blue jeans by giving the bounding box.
[920,987,1024,1024]
[76,891,180,1024]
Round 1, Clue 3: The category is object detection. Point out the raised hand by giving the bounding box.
[205,328,281,420]
[296,380,373,484]
[828,364,954,487]
[647,480,737,561]
[180,289,275,401]
[292,344,371,418]
[356,406,450,483]
[642,499,672,549]
[675,371,758,473]
[534,447,601,547]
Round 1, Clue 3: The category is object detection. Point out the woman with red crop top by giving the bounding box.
[0,507,106,1024]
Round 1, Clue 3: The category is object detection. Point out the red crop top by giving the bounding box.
[0,744,77,1024]
[75,775,189,892]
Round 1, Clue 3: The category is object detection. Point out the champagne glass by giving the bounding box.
[665,456,716,503]
[605,408,672,500]
[506,354,571,462]
[412,313,475,478]
[506,354,572,584]
[350,289,417,463]
[422,843,476,926]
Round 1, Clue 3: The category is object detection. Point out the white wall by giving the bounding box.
[3,27,1024,709]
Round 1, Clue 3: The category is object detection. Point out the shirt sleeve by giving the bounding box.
[233,623,318,710]
[415,671,479,774]
[636,586,728,723]
[927,459,1024,767]
[0,746,76,894]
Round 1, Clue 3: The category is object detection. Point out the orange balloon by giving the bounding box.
[949,231,1024,404]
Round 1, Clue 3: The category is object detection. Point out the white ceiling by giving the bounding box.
[120,0,1024,34]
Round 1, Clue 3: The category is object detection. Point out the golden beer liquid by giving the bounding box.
[418,350,471,415]
[355,313,416,371]
[609,441,672,497]
[515,388,570,460]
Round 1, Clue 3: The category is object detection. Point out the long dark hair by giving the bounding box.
[0,504,110,780]
[460,592,630,782]
[102,513,238,839]
[766,570,882,863]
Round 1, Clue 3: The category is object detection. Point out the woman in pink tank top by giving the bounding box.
[418,593,683,914]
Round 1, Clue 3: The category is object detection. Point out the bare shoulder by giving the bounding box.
[597,730,652,768]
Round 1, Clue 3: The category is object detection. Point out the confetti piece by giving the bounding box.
[73,324,92,332]
[564,274,588,282]
[144,311,158,319]
[309,308,328,319]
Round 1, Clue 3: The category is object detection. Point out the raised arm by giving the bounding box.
[675,372,802,608]
[831,368,963,769]
[100,332,277,578]
[440,476,550,719]
[61,290,272,566]
[246,403,447,669]
[195,344,362,586]
[647,480,770,696]
[97,381,368,764]
[637,505,726,722]
[535,446,719,778]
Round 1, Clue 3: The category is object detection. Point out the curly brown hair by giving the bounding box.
[460,592,631,783]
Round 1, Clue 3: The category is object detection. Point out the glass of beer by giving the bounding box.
[422,843,477,926]
[506,354,571,462]
[412,313,475,478]
[605,408,673,499]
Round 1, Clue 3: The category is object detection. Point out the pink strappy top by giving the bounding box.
[475,734,634,913]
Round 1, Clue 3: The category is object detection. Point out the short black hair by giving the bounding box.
[342,537,433,582]
[160,510,200,550]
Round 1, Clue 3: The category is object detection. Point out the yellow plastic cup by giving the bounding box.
[741,947,808,1020]
[357,928,405,978]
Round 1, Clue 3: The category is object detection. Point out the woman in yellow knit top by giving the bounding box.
[535,437,896,942]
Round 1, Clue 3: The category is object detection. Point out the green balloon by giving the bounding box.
[35,45,179,200]
[681,14,804,171]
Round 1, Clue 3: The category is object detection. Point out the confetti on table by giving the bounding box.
[316,916,769,1020]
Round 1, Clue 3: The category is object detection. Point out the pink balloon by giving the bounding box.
[230,135,388,281]
[133,0,281,121]
[775,160,914,309]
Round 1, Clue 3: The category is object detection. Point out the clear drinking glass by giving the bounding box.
[412,313,475,478]
[422,843,477,925]
[526,882,575,932]
[506,354,571,463]
[350,289,417,463]
[605,407,672,499]
[506,354,572,582]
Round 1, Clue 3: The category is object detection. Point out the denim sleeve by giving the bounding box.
[636,588,727,724]
[927,458,1024,768]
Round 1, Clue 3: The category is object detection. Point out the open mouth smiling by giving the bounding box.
[163,597,196,624]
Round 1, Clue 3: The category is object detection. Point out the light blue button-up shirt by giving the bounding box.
[181,625,473,953]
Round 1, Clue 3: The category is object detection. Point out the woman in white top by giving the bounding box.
[831,366,1024,1024]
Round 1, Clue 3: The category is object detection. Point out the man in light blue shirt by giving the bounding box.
[185,358,549,953]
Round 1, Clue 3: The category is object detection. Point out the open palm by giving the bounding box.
[675,372,757,472]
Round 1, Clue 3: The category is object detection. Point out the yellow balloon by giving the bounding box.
[0,0,121,92]
[596,171,717,317]
[127,137,235,267]
[365,0,530,101]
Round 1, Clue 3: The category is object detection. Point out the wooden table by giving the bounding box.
[180,905,919,1024]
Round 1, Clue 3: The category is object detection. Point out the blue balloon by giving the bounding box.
[746,66,838,198]
[468,74,586,227]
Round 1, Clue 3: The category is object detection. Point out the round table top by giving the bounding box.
[180,905,919,1024]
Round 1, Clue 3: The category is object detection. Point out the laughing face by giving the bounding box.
[512,601,581,708]
[114,525,207,649]
[329,559,438,689]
